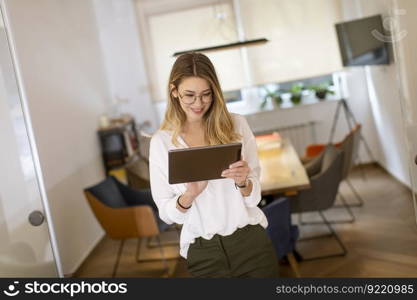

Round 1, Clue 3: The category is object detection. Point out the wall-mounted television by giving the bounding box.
[335,15,390,67]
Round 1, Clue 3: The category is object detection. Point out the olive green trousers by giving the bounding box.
[186,224,279,278]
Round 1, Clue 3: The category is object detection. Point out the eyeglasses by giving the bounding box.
[177,90,213,104]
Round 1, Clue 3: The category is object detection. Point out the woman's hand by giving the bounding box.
[221,158,250,186]
[185,180,209,198]
[177,181,208,212]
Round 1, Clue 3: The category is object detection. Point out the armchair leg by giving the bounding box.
[146,235,179,248]
[297,211,347,261]
[112,239,125,278]
[355,155,368,182]
[136,236,177,276]
[301,193,355,225]
[334,193,356,223]
[174,224,181,239]
[298,232,333,241]
[155,235,170,275]
[145,225,181,248]
[334,180,364,207]
[346,179,364,206]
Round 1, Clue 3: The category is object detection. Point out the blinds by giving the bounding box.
[240,0,343,85]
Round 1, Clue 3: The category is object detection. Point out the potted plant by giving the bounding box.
[288,83,304,105]
[260,88,282,109]
[309,82,335,100]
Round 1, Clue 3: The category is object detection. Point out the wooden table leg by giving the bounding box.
[287,252,301,278]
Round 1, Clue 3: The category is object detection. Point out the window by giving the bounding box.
[240,0,343,85]
[136,0,343,103]
[138,1,246,102]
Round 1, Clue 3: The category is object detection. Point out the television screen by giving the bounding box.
[100,133,126,166]
[335,15,390,67]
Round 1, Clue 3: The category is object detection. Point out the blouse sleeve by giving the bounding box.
[149,133,190,224]
[239,115,263,207]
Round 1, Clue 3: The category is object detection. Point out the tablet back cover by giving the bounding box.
[168,143,242,184]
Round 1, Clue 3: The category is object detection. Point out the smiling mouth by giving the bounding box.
[191,108,203,113]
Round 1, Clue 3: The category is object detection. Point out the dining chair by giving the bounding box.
[289,145,347,260]
[302,125,363,223]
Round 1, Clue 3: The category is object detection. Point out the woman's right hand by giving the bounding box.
[185,180,208,198]
[177,181,208,212]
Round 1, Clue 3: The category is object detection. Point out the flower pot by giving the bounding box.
[272,96,282,108]
[260,95,282,110]
[290,94,302,105]
[315,90,327,100]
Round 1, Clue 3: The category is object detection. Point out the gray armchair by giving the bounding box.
[290,145,347,260]
[84,176,173,277]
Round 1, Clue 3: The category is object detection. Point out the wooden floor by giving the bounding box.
[73,164,417,278]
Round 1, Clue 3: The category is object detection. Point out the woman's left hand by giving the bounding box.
[221,158,250,186]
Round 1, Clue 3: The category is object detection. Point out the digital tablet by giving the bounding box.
[168,143,242,184]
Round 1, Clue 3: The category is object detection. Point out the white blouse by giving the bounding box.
[149,113,268,259]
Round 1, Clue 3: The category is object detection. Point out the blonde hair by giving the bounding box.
[160,52,241,147]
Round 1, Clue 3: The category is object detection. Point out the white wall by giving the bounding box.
[392,0,417,218]
[342,68,383,165]
[3,0,156,275]
[244,100,351,154]
[93,0,158,133]
[340,0,412,187]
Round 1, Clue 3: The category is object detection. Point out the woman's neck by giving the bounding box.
[181,119,207,147]
[183,119,204,133]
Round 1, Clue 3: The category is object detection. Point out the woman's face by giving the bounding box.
[172,76,213,123]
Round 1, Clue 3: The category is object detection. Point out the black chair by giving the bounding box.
[262,197,300,277]
[84,176,176,277]
[289,145,347,260]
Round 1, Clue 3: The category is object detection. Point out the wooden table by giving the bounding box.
[256,133,310,196]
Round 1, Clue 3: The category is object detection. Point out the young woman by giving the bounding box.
[149,52,279,278]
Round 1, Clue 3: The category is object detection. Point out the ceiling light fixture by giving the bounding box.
[172,38,268,57]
